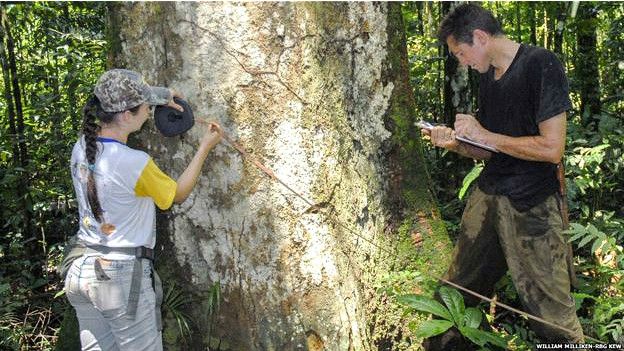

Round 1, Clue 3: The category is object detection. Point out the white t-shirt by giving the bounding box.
[71,137,177,252]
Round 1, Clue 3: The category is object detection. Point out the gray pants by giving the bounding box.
[65,255,163,351]
[425,187,584,349]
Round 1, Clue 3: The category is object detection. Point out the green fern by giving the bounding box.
[162,282,193,341]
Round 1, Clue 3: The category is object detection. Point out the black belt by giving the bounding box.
[82,244,154,260]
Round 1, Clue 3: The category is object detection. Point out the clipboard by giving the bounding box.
[416,120,499,153]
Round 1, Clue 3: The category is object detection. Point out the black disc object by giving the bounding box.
[154,97,194,137]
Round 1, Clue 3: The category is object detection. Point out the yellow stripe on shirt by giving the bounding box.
[134,158,177,210]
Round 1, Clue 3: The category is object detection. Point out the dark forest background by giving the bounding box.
[0,2,622,349]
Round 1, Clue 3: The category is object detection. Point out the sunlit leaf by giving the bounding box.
[414,319,454,338]
[396,294,453,321]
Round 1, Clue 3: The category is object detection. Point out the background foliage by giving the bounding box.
[0,2,106,349]
[0,1,622,349]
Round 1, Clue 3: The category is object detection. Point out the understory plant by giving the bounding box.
[397,286,508,350]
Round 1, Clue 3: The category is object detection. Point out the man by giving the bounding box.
[421,4,584,349]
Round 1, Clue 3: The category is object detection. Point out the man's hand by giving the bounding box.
[455,114,489,142]
[421,125,459,150]
[420,119,492,160]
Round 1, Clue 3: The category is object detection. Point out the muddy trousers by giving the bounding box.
[424,187,584,350]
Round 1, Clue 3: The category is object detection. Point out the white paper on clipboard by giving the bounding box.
[416,120,499,153]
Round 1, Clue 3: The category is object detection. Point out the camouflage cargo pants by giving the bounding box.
[424,187,584,349]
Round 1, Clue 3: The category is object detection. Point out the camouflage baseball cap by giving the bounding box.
[94,69,171,113]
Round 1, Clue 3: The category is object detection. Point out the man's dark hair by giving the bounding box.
[437,4,504,45]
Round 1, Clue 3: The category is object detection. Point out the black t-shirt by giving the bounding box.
[477,44,571,211]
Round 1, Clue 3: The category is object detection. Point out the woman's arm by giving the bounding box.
[173,121,222,203]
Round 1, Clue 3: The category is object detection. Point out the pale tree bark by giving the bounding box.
[109,3,449,350]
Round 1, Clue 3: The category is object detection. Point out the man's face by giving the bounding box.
[446,34,489,73]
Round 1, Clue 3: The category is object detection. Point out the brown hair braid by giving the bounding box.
[81,95,116,223]
[81,95,141,223]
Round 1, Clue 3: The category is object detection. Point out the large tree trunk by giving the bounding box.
[110,3,449,350]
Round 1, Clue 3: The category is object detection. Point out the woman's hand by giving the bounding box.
[198,119,223,149]
[173,120,223,204]
[167,89,185,112]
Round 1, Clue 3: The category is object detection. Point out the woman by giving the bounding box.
[63,69,221,350]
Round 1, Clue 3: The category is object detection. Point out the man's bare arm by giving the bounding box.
[455,112,566,164]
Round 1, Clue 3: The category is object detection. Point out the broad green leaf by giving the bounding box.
[396,294,453,321]
[577,233,595,249]
[568,230,586,242]
[588,224,600,236]
[463,307,482,329]
[460,327,508,348]
[458,164,483,200]
[565,223,586,242]
[460,327,487,347]
[439,286,465,325]
[415,319,454,338]
[567,227,587,242]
